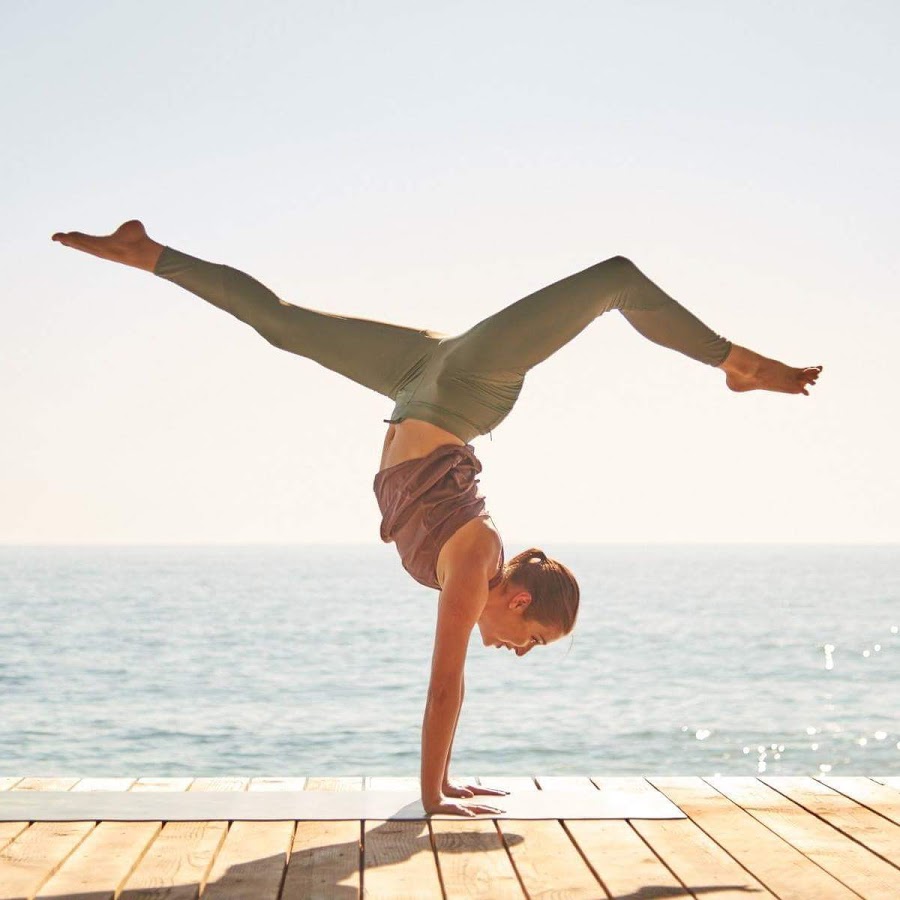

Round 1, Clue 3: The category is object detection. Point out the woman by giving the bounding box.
[51,220,822,816]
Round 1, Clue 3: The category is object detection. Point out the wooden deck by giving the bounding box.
[1,775,899,898]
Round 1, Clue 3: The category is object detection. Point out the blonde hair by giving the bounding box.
[503,547,579,634]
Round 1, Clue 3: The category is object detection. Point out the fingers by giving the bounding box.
[471,786,509,796]
[442,786,473,798]
[427,799,506,817]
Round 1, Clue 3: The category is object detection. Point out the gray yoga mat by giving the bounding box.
[0,789,685,821]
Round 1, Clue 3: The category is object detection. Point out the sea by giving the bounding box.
[1,544,897,778]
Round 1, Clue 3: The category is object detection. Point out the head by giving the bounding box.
[477,547,580,656]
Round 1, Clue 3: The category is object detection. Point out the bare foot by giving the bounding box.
[51,219,164,272]
[720,344,823,396]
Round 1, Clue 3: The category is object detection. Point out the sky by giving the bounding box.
[2,0,897,545]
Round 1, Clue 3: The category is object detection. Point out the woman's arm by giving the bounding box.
[420,562,504,817]
[441,672,463,790]
[420,568,483,808]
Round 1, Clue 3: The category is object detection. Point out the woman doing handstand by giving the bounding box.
[51,220,822,816]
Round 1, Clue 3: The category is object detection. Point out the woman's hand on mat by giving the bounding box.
[423,796,506,817]
[442,780,509,800]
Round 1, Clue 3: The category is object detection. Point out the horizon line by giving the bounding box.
[1,540,897,548]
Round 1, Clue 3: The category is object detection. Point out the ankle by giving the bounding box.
[142,239,165,273]
[719,345,759,376]
[133,239,164,273]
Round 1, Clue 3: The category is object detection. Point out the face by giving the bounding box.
[477,585,566,657]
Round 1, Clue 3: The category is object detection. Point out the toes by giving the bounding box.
[55,231,80,246]
[801,368,820,385]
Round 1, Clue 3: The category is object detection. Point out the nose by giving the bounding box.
[515,644,534,657]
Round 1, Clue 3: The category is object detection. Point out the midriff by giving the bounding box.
[379,418,465,472]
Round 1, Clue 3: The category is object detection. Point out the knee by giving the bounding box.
[260,329,286,351]
[252,314,289,351]
[604,254,635,271]
[590,254,637,282]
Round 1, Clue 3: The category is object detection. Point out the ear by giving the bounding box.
[508,589,532,612]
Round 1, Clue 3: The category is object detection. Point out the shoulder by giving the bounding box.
[436,517,503,589]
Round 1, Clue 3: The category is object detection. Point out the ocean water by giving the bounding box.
[1,544,898,778]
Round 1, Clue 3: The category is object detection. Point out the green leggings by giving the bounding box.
[154,247,731,442]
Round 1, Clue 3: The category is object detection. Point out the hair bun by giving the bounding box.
[531,549,547,563]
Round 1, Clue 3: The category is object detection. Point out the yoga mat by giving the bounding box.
[0,789,685,821]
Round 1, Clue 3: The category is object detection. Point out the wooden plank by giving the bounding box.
[365,775,523,897]
[363,776,443,899]
[817,776,900,827]
[539,776,689,900]
[486,774,604,899]
[0,777,27,855]
[430,817,524,899]
[130,776,195,792]
[201,777,294,900]
[632,816,776,900]
[708,776,899,899]
[71,776,138,791]
[759,776,900,867]
[116,773,236,900]
[0,776,95,899]
[281,777,361,900]
[647,776,820,900]
[431,776,522,899]
[304,776,364,792]
[0,820,28,856]
[13,776,81,791]
[0,821,95,899]
[362,819,442,900]
[34,775,162,900]
[249,777,308,791]
[189,776,249,792]
[591,775,679,803]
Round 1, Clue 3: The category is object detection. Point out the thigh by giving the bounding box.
[444,256,630,374]
[156,246,443,400]
[267,297,444,400]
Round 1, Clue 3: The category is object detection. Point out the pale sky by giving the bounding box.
[2,0,897,544]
